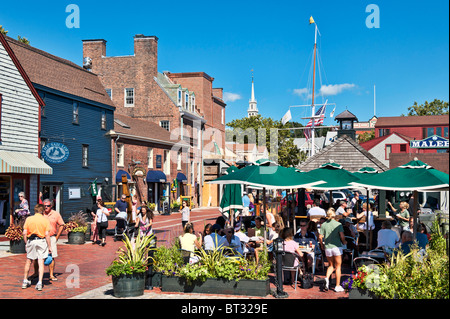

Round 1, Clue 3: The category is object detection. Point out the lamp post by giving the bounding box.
[274,237,289,298]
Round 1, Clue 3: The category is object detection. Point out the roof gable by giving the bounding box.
[5,36,114,108]
[0,33,44,106]
[298,135,388,173]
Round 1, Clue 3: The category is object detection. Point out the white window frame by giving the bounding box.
[124,88,135,107]
[117,144,124,167]
[191,94,195,112]
[221,108,224,124]
[185,92,189,110]
[82,144,89,167]
[160,120,170,131]
[72,102,79,124]
[147,148,153,169]
[101,110,107,130]
[177,88,182,107]
[164,150,170,175]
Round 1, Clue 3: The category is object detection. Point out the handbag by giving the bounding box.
[300,273,314,289]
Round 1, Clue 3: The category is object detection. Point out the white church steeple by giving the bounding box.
[247,70,259,117]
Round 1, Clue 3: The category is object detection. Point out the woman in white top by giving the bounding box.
[96,199,110,246]
[135,205,153,236]
[356,203,375,231]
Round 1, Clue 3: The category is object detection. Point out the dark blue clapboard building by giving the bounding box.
[8,37,115,220]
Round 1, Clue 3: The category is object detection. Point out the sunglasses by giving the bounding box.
[44,205,52,207]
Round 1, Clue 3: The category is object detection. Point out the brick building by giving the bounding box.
[108,113,189,211]
[81,34,227,207]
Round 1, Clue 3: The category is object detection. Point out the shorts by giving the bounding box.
[325,246,343,257]
[50,236,58,258]
[26,238,49,260]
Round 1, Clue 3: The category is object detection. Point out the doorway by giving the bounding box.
[41,183,63,213]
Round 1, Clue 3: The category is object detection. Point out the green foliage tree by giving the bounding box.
[405,99,449,116]
[17,36,30,45]
[226,115,307,166]
[0,25,8,35]
[358,131,375,143]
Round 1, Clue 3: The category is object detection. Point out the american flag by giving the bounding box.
[305,104,326,140]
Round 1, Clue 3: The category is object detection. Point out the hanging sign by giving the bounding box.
[410,135,449,149]
[41,142,70,164]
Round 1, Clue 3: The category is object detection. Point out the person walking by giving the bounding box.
[22,204,52,291]
[319,208,346,292]
[135,205,153,237]
[96,199,110,246]
[180,200,190,230]
[42,198,64,281]
[13,192,30,225]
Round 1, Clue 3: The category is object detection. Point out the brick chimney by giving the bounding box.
[82,39,106,72]
[134,34,158,57]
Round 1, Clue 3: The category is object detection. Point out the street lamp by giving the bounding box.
[273,237,289,298]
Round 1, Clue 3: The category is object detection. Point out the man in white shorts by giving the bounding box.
[22,204,52,291]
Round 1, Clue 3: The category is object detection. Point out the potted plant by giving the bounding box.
[106,232,155,297]
[170,200,181,213]
[64,211,88,245]
[152,243,271,297]
[5,221,26,254]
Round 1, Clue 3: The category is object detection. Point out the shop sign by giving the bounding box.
[410,135,449,149]
[41,142,70,164]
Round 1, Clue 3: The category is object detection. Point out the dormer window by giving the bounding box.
[177,87,182,107]
[185,92,189,110]
[191,94,195,112]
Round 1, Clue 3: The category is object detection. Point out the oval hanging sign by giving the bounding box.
[41,142,70,164]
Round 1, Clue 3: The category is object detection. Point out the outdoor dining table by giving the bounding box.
[360,250,386,262]
[298,245,316,274]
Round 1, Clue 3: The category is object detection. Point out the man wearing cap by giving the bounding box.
[22,204,52,291]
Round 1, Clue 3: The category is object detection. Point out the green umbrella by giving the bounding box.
[303,161,361,190]
[219,166,243,220]
[351,158,449,240]
[210,164,324,189]
[351,158,449,191]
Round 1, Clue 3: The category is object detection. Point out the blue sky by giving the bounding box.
[1,0,448,127]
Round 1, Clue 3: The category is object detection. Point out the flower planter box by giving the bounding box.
[9,239,26,254]
[161,275,270,297]
[68,231,86,245]
[112,273,146,298]
[348,287,379,299]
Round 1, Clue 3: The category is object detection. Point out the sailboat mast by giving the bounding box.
[311,23,318,156]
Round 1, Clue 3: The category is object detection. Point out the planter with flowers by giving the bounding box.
[106,232,155,297]
[152,243,271,297]
[5,222,26,254]
[64,211,88,245]
[343,264,382,299]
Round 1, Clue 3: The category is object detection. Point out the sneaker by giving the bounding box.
[334,285,344,292]
[22,280,31,289]
[324,278,329,291]
[35,283,43,291]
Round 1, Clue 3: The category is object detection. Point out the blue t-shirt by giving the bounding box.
[242,195,250,208]
[415,232,429,249]
[115,200,128,212]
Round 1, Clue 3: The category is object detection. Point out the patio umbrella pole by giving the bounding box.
[263,187,267,246]
[413,190,418,240]
[366,188,370,250]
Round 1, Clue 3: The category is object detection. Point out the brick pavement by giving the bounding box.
[0,208,350,299]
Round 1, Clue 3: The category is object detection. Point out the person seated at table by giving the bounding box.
[294,221,316,270]
[179,223,202,263]
[336,200,351,217]
[280,227,304,284]
[254,216,265,238]
[415,224,429,250]
[356,203,375,232]
[266,221,282,252]
[377,220,399,252]
[203,224,227,251]
[396,230,415,256]
[223,228,243,257]
[307,199,326,218]
[234,224,259,262]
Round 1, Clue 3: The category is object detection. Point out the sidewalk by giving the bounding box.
[0,208,350,299]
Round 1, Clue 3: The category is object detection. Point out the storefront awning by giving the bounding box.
[0,150,53,175]
[176,172,188,183]
[146,170,167,183]
[116,170,131,183]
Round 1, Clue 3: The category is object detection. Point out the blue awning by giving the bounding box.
[116,170,131,183]
[146,170,167,183]
[176,172,188,183]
